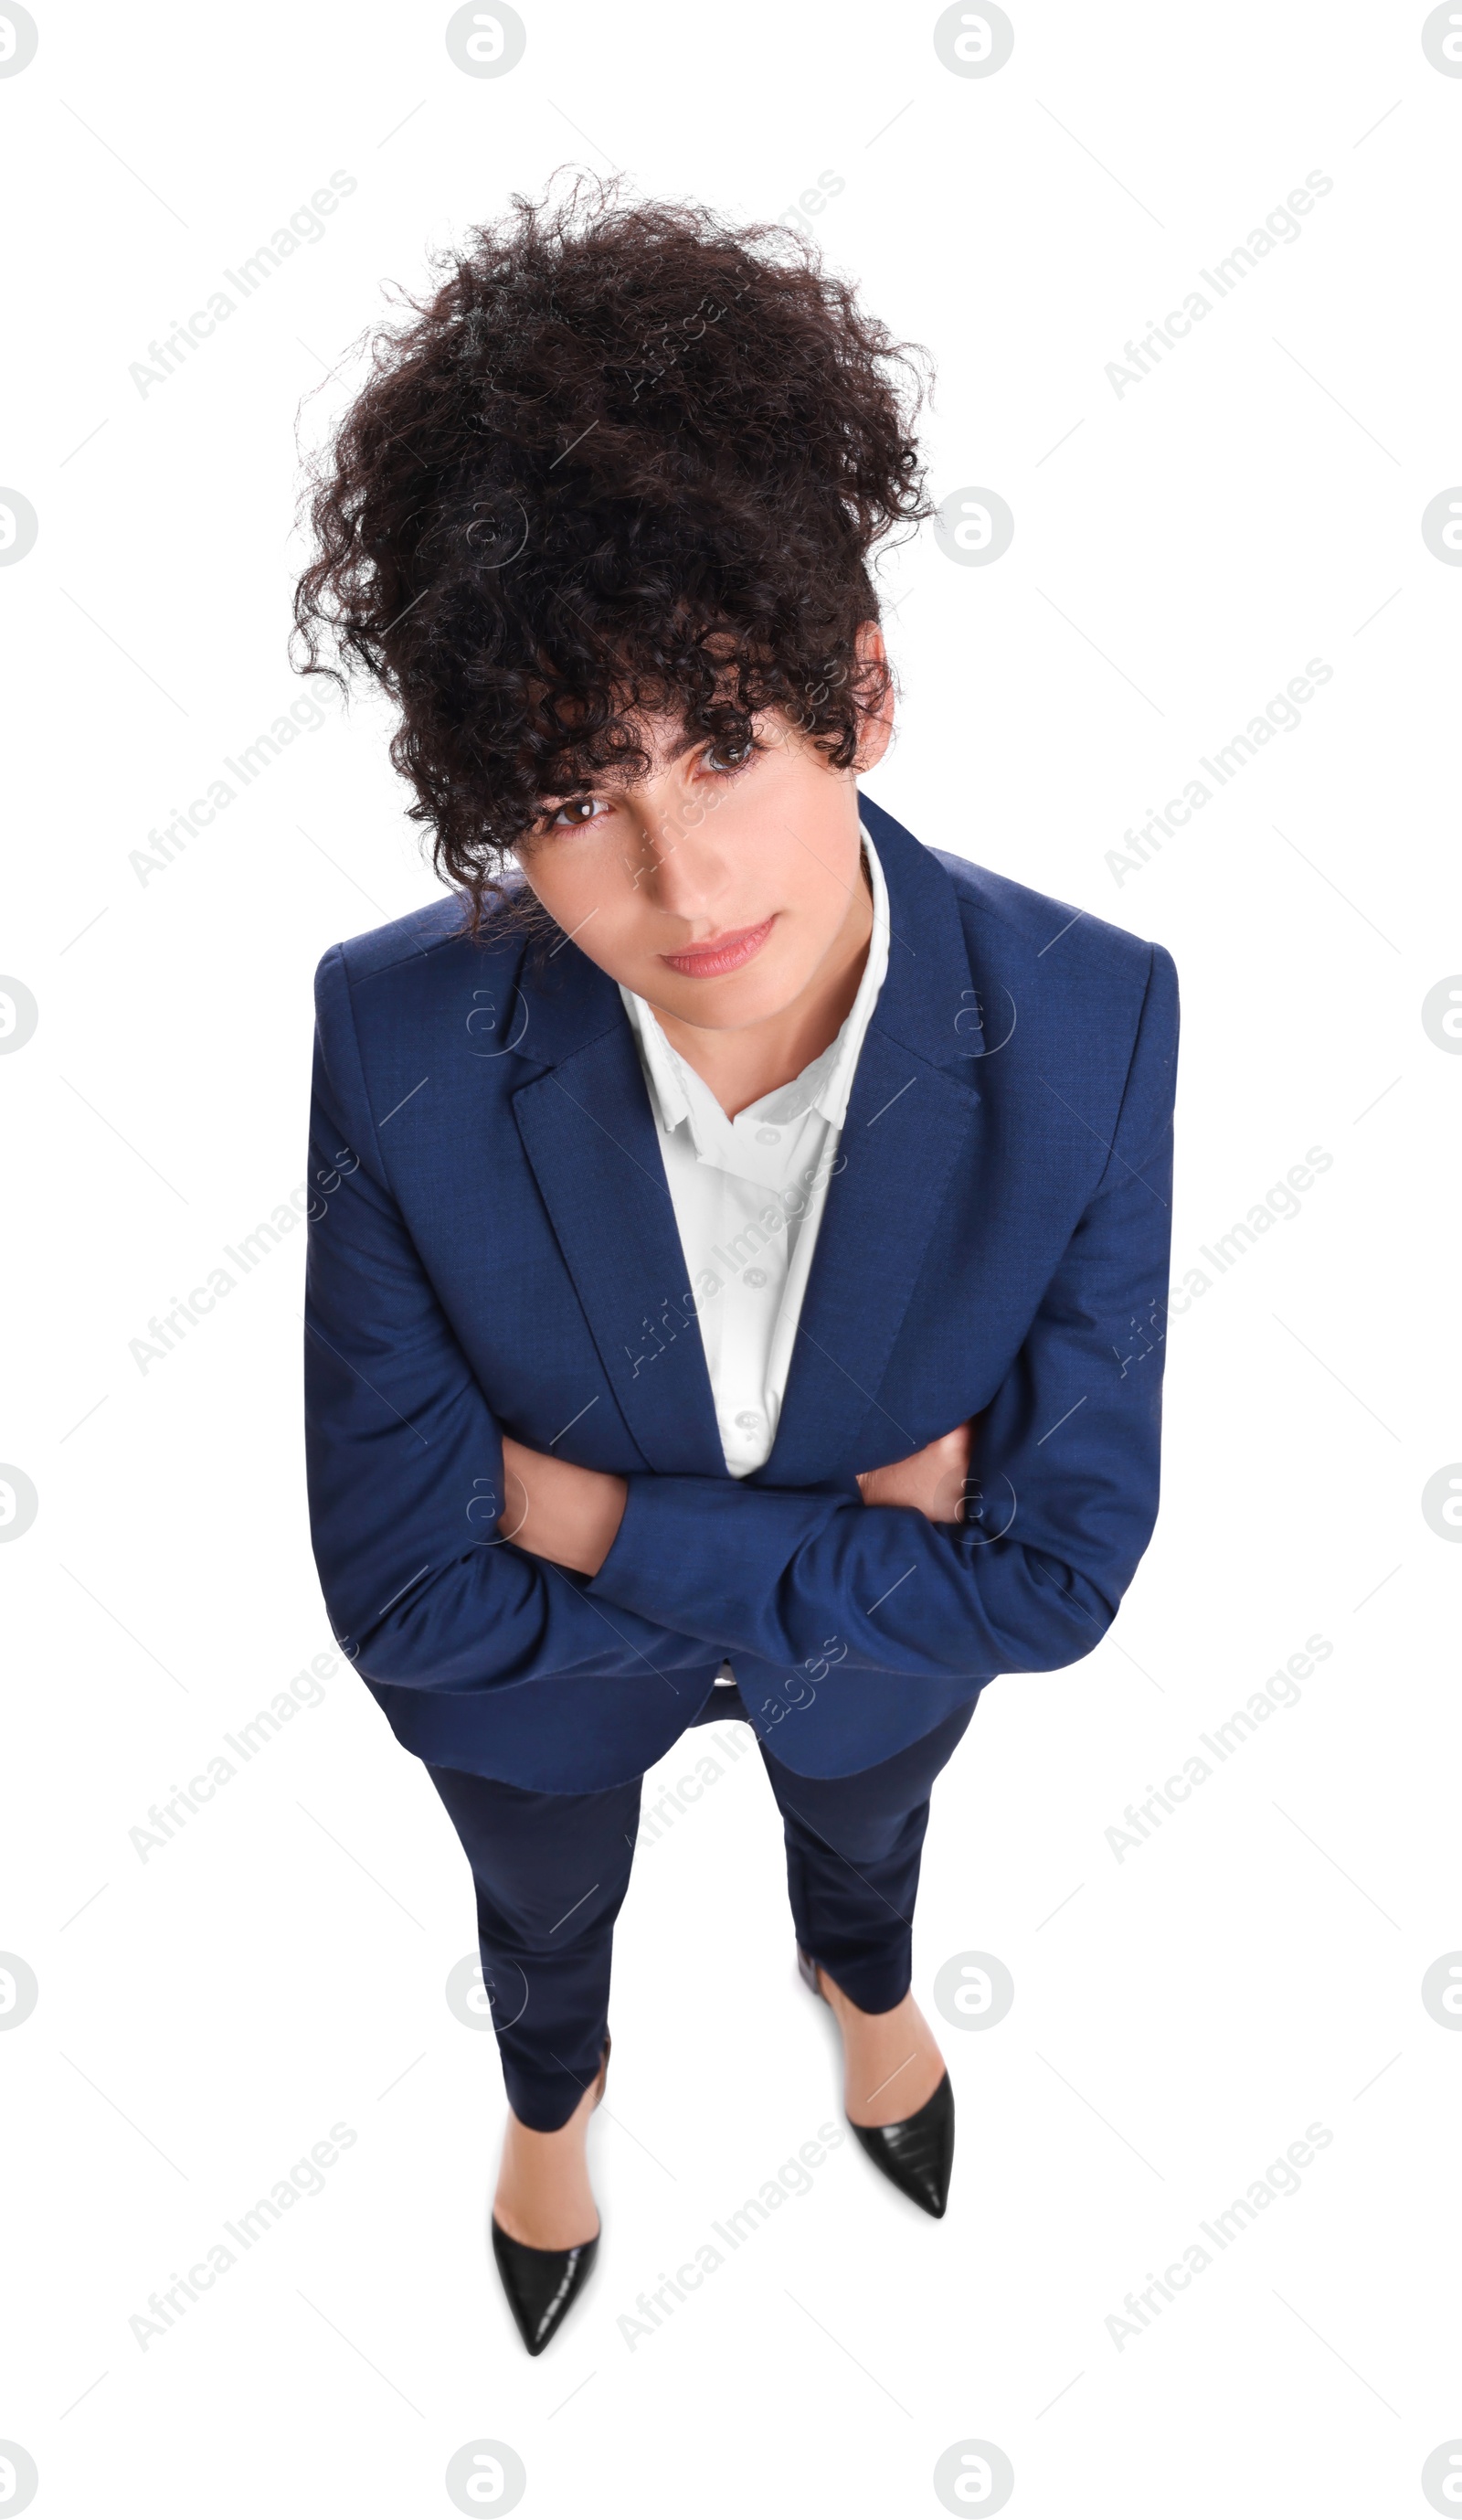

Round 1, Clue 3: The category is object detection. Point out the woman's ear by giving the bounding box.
[851,619,895,771]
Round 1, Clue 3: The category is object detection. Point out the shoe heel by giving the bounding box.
[796,1943,828,2004]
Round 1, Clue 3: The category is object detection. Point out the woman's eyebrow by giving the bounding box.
[544,726,709,803]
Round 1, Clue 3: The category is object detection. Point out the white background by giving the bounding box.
[3,3,1460,2514]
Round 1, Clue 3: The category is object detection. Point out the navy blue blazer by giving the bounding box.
[302,796,1179,1792]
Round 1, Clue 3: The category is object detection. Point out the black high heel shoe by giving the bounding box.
[797,1945,954,2218]
[491,2033,610,2355]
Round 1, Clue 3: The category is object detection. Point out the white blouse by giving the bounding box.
[619,824,892,1476]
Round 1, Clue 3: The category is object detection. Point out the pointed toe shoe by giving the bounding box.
[797,1943,954,2217]
[491,2034,610,2355]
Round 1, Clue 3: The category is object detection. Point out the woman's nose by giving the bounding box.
[620,792,729,918]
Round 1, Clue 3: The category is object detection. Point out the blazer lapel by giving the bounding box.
[754,800,985,1484]
[509,969,726,1475]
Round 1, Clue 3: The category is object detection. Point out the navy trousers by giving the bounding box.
[427,1682,978,2131]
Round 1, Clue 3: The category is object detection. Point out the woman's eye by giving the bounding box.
[542,740,752,828]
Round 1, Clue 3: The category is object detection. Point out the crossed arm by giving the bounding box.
[497,1421,975,1575]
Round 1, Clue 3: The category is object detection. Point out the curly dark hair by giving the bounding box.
[291,171,933,931]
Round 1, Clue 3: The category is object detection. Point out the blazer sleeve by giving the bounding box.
[587,942,1180,1681]
[303,945,715,1698]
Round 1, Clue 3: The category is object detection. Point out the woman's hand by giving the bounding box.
[856,1419,976,1523]
[499,1414,977,1571]
[498,1436,628,1577]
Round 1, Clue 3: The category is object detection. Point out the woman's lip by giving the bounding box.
[657,916,777,977]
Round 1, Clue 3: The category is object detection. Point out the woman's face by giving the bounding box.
[510,628,893,1034]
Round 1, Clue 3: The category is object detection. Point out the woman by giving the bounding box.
[293,181,1179,2355]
